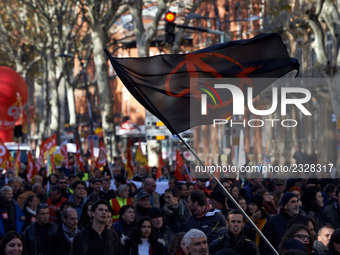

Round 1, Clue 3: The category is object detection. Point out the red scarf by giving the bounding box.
[196,204,212,220]
[149,243,153,255]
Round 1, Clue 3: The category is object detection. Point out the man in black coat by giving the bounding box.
[70,200,122,255]
[22,203,58,255]
[186,190,226,236]
[162,187,191,234]
[264,192,300,255]
[47,208,80,255]
[148,207,174,250]
[209,209,260,255]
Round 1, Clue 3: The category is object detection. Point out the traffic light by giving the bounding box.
[165,11,176,44]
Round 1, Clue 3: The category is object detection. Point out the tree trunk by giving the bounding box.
[37,57,50,141]
[90,29,118,159]
[46,35,60,141]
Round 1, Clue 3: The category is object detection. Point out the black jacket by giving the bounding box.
[209,229,260,255]
[154,225,175,250]
[186,207,226,236]
[264,210,296,255]
[47,226,76,255]
[162,199,191,234]
[70,224,122,255]
[22,222,58,255]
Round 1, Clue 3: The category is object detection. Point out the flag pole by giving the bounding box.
[104,48,278,255]
[175,133,279,255]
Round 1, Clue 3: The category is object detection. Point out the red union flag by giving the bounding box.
[174,149,184,181]
[53,139,68,167]
[36,134,57,170]
[76,140,85,172]
[26,151,36,182]
[125,138,133,180]
[14,143,20,176]
[95,139,107,169]
[0,138,9,169]
[41,134,57,154]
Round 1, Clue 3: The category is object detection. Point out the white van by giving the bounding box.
[4,142,31,163]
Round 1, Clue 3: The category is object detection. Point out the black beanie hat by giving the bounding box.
[249,194,263,208]
[209,191,226,205]
[280,192,298,208]
[147,207,163,219]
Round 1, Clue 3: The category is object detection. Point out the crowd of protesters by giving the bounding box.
[0,154,340,255]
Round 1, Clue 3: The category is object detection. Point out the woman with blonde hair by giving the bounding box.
[110,184,133,223]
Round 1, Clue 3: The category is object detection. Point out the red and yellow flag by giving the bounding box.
[14,143,20,176]
[95,139,107,169]
[125,138,133,180]
[36,134,57,171]
[76,140,85,172]
[135,140,148,167]
[26,151,37,182]
[0,138,10,169]
[156,153,164,180]
[53,139,68,168]
[174,149,184,181]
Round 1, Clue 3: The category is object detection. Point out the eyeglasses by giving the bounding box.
[294,234,310,240]
[333,239,340,244]
[58,182,67,184]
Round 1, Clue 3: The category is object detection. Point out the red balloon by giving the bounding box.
[0,66,28,142]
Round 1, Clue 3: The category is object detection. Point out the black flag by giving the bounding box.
[106,33,299,134]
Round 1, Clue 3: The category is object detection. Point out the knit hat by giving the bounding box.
[281,238,307,252]
[289,186,302,194]
[249,195,263,208]
[279,192,298,208]
[147,207,163,219]
[209,191,226,205]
